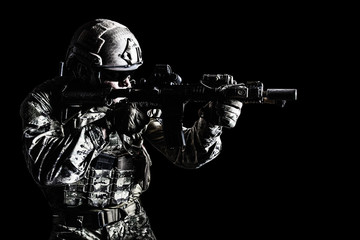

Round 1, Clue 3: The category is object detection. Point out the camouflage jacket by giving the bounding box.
[20,76,223,209]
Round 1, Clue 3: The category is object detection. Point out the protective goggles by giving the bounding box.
[98,69,135,82]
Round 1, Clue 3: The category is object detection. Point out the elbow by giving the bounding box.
[37,175,81,187]
[34,172,66,187]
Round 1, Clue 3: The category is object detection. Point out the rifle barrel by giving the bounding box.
[265,89,297,101]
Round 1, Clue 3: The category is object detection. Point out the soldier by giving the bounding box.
[20,18,242,239]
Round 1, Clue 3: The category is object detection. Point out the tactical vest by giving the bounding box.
[63,132,150,208]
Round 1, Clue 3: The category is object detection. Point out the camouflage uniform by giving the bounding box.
[20,76,223,240]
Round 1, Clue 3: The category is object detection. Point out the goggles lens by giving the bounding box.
[100,69,134,82]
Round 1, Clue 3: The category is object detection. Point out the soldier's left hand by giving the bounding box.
[214,99,242,128]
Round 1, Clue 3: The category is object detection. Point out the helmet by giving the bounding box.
[65,19,143,72]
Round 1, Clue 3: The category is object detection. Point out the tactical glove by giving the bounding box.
[199,99,242,128]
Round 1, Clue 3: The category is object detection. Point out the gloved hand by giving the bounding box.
[199,99,243,128]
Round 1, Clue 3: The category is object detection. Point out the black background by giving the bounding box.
[5,2,344,240]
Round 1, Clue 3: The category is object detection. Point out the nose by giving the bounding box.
[118,75,131,87]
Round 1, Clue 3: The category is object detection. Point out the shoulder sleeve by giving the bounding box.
[20,79,106,186]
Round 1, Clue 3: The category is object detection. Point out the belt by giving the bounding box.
[54,207,127,229]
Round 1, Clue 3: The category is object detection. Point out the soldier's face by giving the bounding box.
[100,70,133,103]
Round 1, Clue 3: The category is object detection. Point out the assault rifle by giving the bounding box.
[61,64,297,148]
